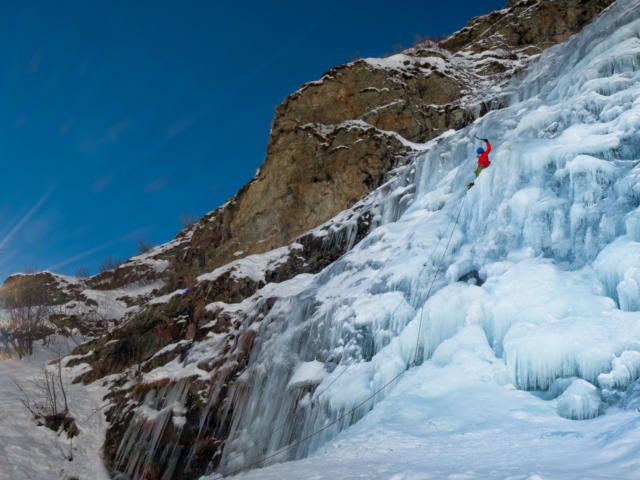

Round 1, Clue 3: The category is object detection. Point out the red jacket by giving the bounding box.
[478,140,491,167]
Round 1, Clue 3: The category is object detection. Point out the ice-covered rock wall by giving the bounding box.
[115,380,190,479]
[218,0,640,473]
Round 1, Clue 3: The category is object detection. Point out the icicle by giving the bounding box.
[114,380,191,480]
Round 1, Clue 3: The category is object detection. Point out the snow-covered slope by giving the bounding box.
[208,0,640,477]
[0,337,110,480]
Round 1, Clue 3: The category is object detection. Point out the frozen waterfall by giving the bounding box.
[217,0,640,474]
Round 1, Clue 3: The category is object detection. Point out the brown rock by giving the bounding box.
[441,0,615,52]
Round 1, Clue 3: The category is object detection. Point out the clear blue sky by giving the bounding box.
[0,0,505,280]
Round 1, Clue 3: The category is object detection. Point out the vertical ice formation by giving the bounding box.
[598,350,640,389]
[217,0,640,473]
[115,380,190,480]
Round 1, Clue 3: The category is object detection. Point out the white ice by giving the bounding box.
[557,379,601,420]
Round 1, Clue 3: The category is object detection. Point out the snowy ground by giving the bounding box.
[0,337,110,480]
[221,337,640,480]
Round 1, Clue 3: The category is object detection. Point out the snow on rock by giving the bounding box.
[148,288,189,305]
[197,244,302,284]
[126,254,170,273]
[128,234,190,262]
[300,120,438,153]
[204,273,315,315]
[364,53,447,72]
[143,356,209,383]
[359,39,530,111]
[50,277,166,335]
[71,280,164,321]
[287,360,328,389]
[557,379,602,420]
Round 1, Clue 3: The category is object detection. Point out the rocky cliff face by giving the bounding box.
[148,0,615,274]
[0,1,616,479]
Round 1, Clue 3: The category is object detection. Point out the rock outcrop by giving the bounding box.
[139,0,614,274]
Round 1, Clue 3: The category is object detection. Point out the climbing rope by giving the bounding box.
[211,194,468,479]
[210,367,408,480]
[413,194,467,365]
[269,245,443,436]
[311,225,451,405]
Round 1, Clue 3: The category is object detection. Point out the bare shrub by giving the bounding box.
[99,254,123,273]
[136,239,154,255]
[165,258,200,291]
[15,363,68,419]
[13,354,78,461]
[412,33,448,48]
[180,212,199,229]
[74,265,91,278]
[413,33,428,47]
[5,281,52,357]
[13,356,77,435]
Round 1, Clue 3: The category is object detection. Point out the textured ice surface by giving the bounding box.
[287,360,328,388]
[598,350,640,389]
[212,0,640,477]
[557,379,602,420]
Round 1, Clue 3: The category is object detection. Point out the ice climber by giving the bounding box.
[467,138,491,189]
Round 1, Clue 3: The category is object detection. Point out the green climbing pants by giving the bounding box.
[475,165,487,177]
